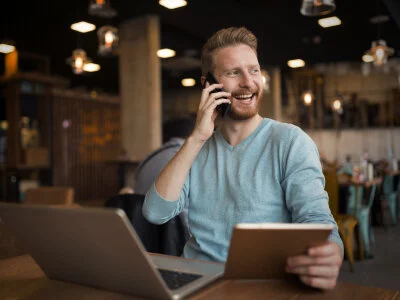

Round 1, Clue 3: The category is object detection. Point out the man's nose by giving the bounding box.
[239,72,254,88]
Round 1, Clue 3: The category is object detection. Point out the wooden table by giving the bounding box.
[1,255,399,300]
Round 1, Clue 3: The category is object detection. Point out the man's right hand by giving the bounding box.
[152,83,230,201]
[190,83,231,144]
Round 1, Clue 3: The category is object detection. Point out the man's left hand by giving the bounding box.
[285,241,343,290]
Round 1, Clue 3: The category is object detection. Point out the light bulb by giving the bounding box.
[314,0,323,6]
[105,31,114,47]
[303,92,313,105]
[332,99,341,111]
[75,57,83,69]
[376,48,385,61]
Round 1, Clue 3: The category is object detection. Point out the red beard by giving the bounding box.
[228,88,263,120]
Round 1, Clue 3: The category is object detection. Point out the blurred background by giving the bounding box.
[0,0,399,289]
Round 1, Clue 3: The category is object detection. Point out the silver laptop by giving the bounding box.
[0,203,224,300]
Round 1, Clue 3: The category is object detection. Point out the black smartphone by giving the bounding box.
[203,72,231,118]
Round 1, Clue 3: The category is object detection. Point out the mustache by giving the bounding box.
[231,88,259,96]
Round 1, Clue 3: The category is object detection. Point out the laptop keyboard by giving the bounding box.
[157,269,203,290]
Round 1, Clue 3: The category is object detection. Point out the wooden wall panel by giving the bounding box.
[52,89,120,202]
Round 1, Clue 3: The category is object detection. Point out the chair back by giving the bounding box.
[347,185,364,215]
[397,175,400,192]
[323,170,339,219]
[382,175,395,196]
[24,187,75,206]
[104,193,188,256]
[366,184,377,209]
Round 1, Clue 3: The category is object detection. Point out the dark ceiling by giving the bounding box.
[1,0,400,94]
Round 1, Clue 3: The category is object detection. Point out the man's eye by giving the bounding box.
[251,69,260,74]
[227,71,240,76]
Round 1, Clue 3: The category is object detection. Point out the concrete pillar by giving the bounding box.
[119,15,162,163]
[272,68,282,121]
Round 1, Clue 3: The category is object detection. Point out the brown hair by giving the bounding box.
[201,27,258,76]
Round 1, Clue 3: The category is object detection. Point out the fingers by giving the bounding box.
[199,83,230,109]
[286,264,340,278]
[286,241,343,290]
[203,82,223,93]
[308,241,342,257]
[299,275,337,290]
[287,255,335,267]
[203,98,231,115]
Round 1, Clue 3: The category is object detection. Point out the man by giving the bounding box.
[143,27,343,290]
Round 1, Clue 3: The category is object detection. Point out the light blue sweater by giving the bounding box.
[143,118,343,262]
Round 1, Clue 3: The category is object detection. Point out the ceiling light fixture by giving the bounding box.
[287,59,305,68]
[364,8,394,67]
[83,63,101,72]
[157,48,176,58]
[181,78,196,87]
[300,0,335,17]
[318,16,342,28]
[66,49,91,74]
[70,21,96,33]
[97,26,119,56]
[365,39,394,67]
[362,54,374,63]
[159,0,187,9]
[0,43,16,54]
[88,0,117,18]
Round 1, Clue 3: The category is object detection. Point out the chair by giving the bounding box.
[24,187,75,206]
[382,175,397,225]
[324,170,363,271]
[348,184,377,256]
[104,193,189,256]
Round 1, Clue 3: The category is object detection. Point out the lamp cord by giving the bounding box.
[377,0,381,39]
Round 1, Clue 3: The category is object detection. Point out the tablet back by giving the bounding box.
[224,223,334,279]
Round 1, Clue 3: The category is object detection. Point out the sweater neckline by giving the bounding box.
[216,118,268,151]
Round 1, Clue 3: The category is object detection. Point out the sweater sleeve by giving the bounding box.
[281,126,344,255]
[142,175,189,225]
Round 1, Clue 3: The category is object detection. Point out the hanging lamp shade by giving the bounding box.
[365,39,394,67]
[97,26,119,56]
[300,0,336,17]
[66,49,91,74]
[0,40,16,54]
[88,0,117,18]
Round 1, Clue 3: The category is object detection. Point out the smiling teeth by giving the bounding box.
[235,94,252,99]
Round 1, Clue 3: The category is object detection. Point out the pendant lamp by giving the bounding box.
[300,0,336,17]
[364,39,394,67]
[88,0,117,18]
[66,49,91,74]
[97,26,119,56]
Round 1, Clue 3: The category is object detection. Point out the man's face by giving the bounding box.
[213,44,263,120]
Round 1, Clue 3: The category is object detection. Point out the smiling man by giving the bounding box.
[143,27,343,290]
